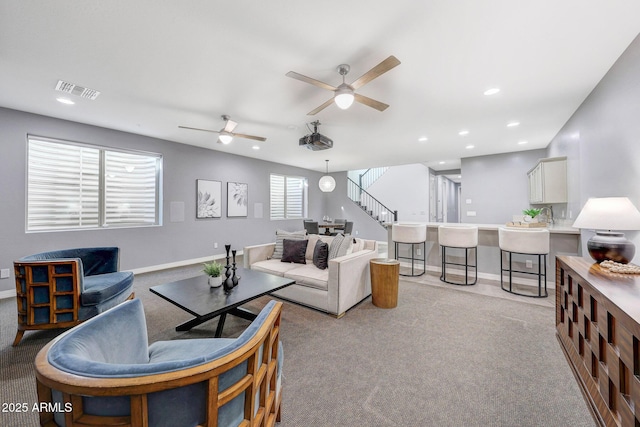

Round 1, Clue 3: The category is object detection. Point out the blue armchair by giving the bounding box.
[13,247,134,346]
[35,298,284,427]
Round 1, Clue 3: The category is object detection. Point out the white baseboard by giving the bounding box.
[129,251,242,275]
[0,289,16,299]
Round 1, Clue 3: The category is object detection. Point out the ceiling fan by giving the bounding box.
[286,55,401,115]
[179,115,266,144]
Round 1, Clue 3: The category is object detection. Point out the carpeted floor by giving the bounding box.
[0,264,595,426]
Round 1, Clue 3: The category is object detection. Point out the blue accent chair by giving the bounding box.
[13,247,134,346]
[35,298,284,427]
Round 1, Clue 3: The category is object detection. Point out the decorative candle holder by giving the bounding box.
[223,244,233,293]
[232,249,240,286]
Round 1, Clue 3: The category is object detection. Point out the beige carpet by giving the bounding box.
[0,264,594,426]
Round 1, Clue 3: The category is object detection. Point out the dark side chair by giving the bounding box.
[303,220,319,235]
[13,247,134,346]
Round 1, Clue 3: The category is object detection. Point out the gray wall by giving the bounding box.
[0,107,333,292]
[547,33,640,260]
[366,164,431,222]
[460,149,547,224]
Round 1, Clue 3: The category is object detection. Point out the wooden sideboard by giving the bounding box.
[556,256,640,427]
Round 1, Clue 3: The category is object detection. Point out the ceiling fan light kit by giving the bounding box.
[286,55,401,115]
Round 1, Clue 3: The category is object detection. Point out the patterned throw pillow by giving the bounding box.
[328,233,352,260]
[312,240,329,269]
[281,239,308,264]
[273,229,306,259]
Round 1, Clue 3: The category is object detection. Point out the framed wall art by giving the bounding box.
[227,182,248,217]
[196,179,221,218]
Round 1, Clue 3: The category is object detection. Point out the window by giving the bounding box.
[27,135,162,231]
[270,174,308,220]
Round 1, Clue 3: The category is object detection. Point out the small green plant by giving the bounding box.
[203,261,223,277]
[522,208,542,218]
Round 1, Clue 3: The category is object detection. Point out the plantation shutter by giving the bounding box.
[270,174,307,220]
[270,174,286,219]
[27,138,100,230]
[27,135,161,231]
[285,176,305,219]
[104,151,159,226]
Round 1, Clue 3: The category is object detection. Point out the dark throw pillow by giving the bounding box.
[281,239,308,264]
[313,240,329,270]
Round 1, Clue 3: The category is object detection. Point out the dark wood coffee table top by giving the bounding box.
[150,267,294,334]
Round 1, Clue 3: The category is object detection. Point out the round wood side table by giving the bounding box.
[370,258,400,308]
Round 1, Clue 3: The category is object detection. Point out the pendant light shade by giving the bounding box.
[319,160,336,192]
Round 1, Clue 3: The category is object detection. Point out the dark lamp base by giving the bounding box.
[587,231,635,264]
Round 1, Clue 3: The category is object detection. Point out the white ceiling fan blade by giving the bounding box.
[350,55,401,90]
[233,133,267,142]
[178,125,221,134]
[354,93,389,111]
[286,71,337,91]
[307,98,335,115]
[223,119,238,133]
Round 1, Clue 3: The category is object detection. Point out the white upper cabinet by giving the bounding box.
[527,157,567,204]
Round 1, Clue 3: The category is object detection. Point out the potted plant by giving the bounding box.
[203,261,223,287]
[522,208,542,223]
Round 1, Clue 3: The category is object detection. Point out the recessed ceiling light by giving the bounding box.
[484,87,500,96]
[252,145,260,150]
[465,144,475,149]
[507,121,520,127]
[458,130,469,136]
[439,161,445,165]
[418,136,428,142]
[56,97,75,105]
[518,140,528,145]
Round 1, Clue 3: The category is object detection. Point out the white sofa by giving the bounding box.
[243,234,379,317]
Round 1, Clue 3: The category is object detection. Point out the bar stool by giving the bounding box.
[438,225,478,286]
[392,223,427,276]
[498,228,550,298]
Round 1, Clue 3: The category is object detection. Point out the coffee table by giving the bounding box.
[150,267,294,337]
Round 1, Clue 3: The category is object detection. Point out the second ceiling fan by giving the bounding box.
[286,55,401,115]
[179,115,266,144]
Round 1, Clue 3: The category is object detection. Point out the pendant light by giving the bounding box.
[319,160,336,192]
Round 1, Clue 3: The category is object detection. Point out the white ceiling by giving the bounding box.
[1,1,639,173]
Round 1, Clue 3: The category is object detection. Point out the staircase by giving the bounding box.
[356,167,389,191]
[347,178,397,228]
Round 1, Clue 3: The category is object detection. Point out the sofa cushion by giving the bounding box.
[312,240,329,270]
[328,233,352,260]
[251,259,300,276]
[347,237,366,254]
[284,265,329,291]
[272,230,306,259]
[281,239,308,264]
[81,271,134,306]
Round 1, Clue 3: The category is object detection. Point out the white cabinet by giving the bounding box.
[527,157,567,204]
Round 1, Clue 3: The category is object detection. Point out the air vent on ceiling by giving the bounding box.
[55,80,101,100]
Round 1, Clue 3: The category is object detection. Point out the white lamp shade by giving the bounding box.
[318,175,336,192]
[572,197,640,230]
[218,133,233,144]
[334,84,355,109]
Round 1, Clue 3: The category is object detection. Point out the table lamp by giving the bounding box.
[572,197,640,264]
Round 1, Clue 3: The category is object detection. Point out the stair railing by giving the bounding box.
[347,178,397,226]
[358,167,389,192]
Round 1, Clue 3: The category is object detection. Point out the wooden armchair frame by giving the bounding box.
[34,301,284,427]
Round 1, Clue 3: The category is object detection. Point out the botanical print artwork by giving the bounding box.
[227,182,248,217]
[196,180,221,218]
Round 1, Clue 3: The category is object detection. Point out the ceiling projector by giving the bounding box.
[299,120,333,151]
